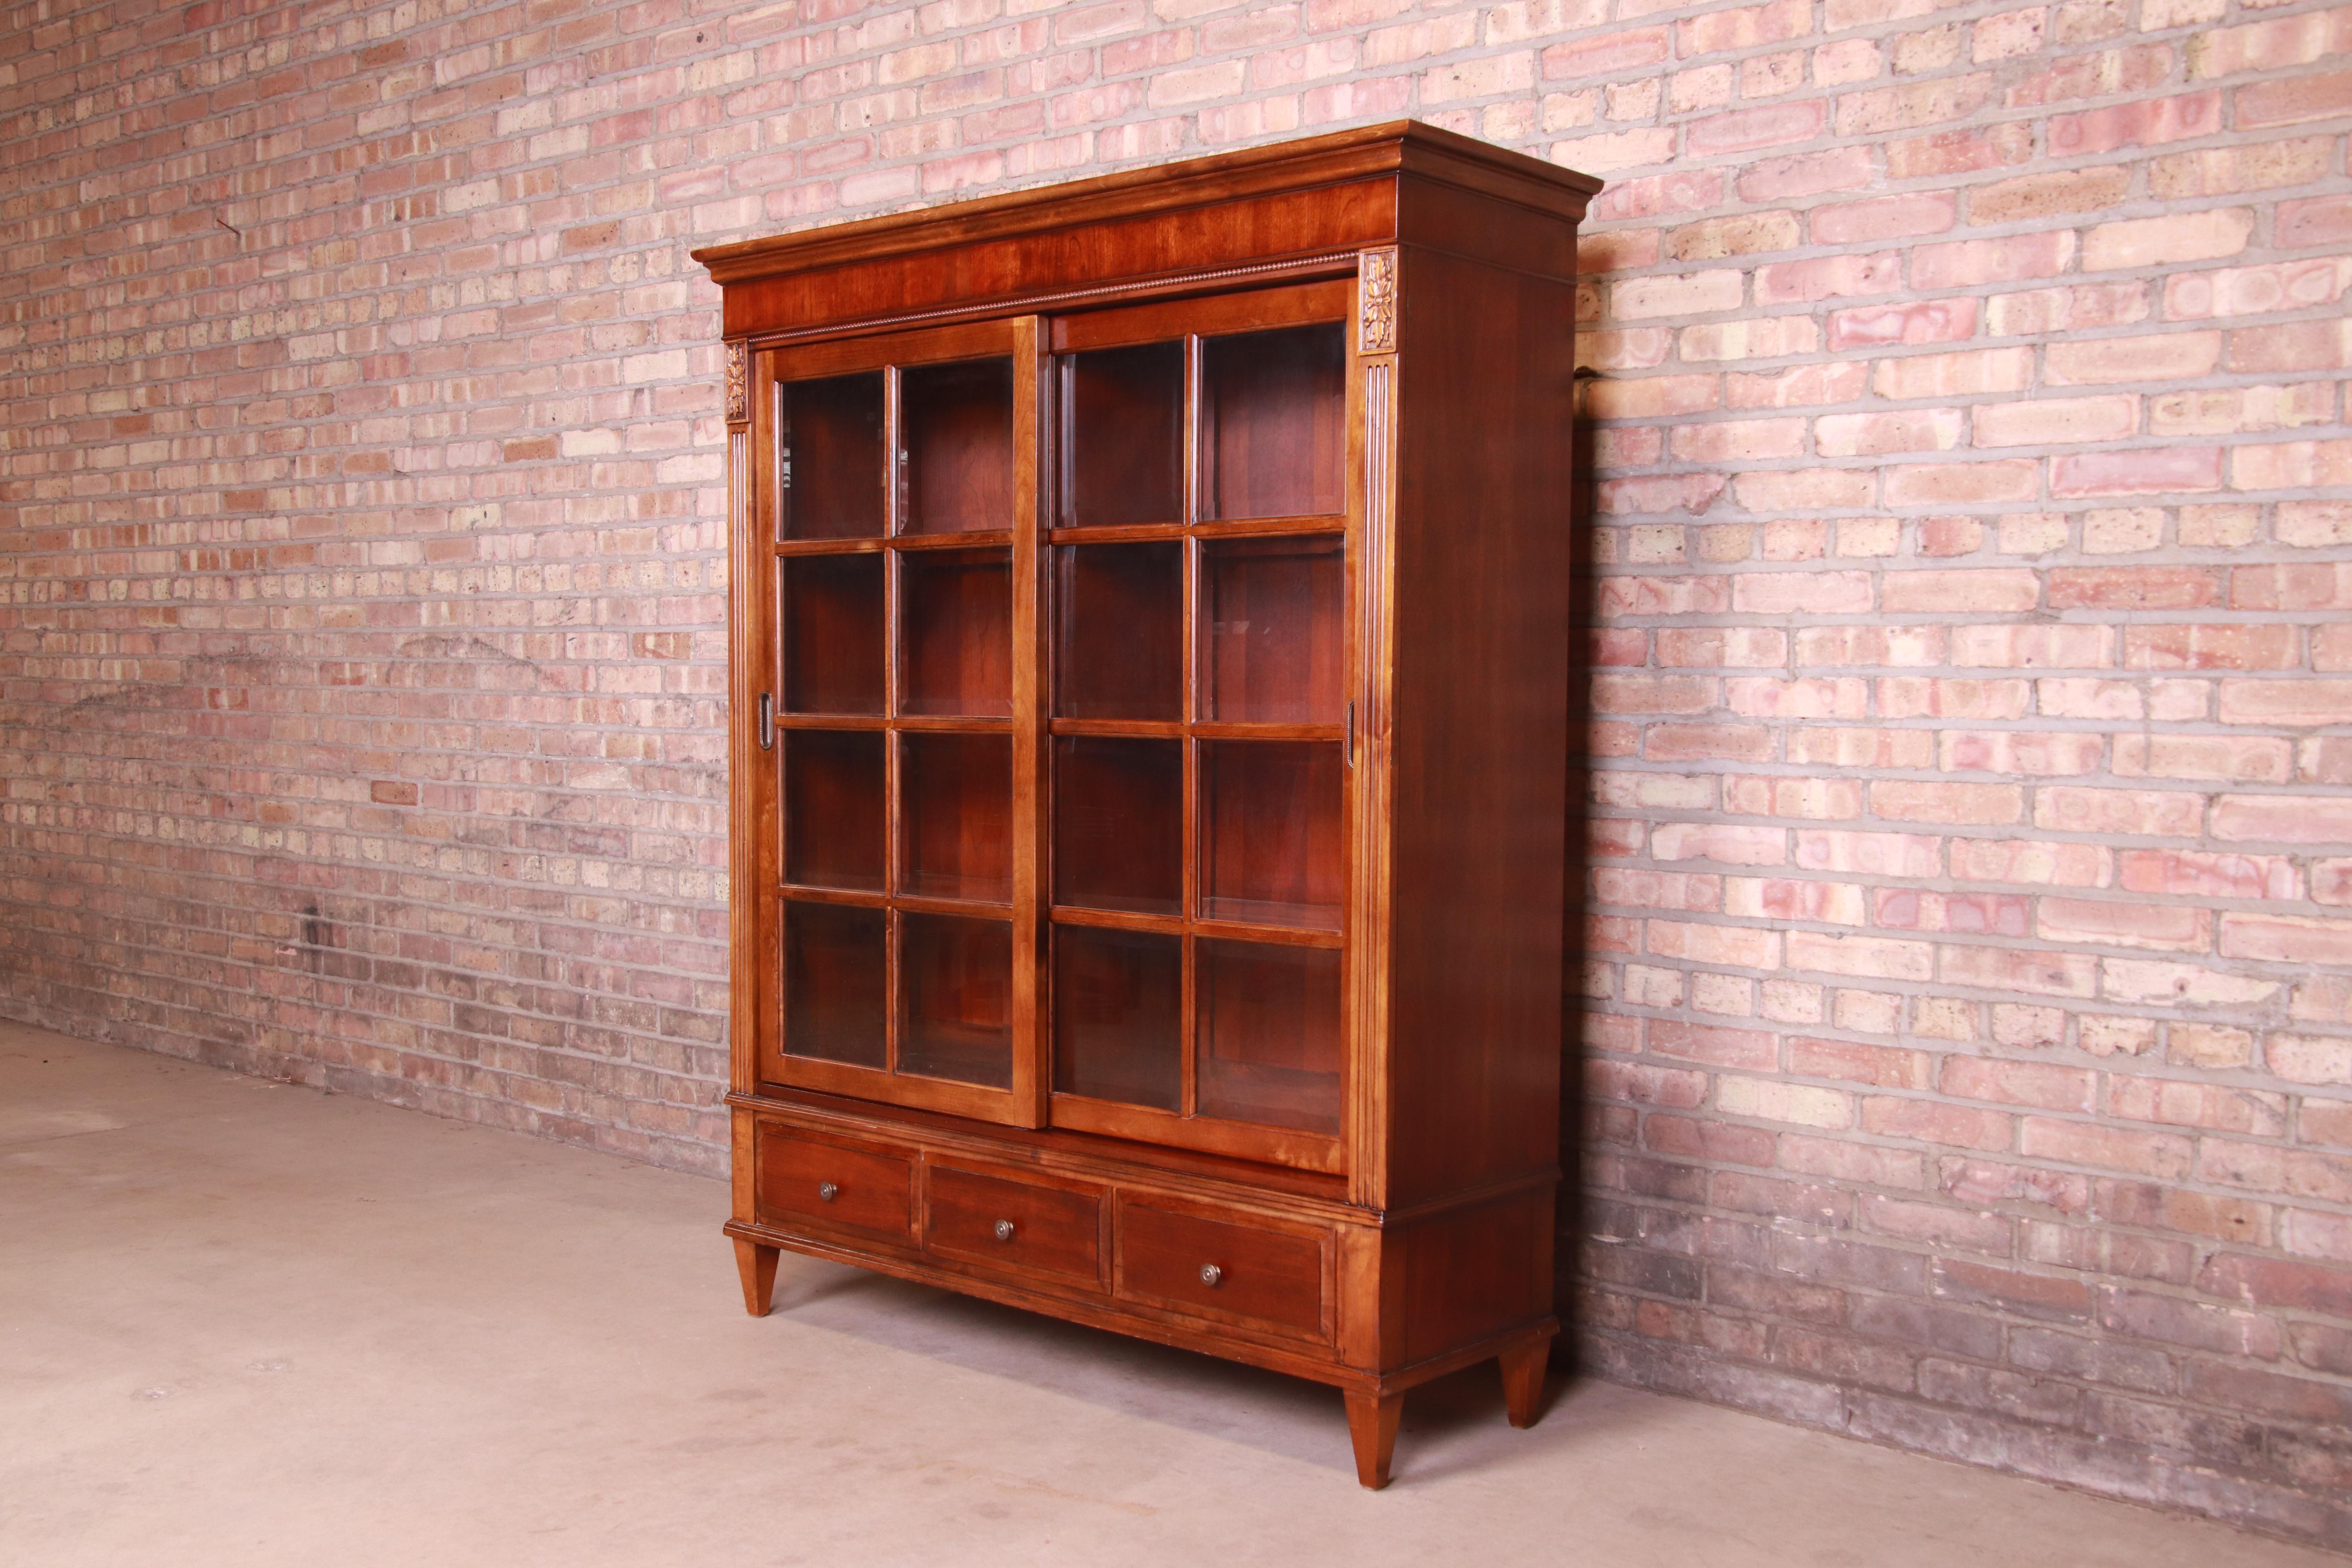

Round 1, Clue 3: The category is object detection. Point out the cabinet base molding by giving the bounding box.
[724,1094,1560,1483]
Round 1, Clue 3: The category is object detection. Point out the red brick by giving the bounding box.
[1786,929,1936,980]
[2118,850,2299,901]
[2210,794,2352,844]
[1810,192,1956,244]
[2236,68,2352,129]
[1862,1096,2011,1151]
[1911,231,2074,289]
[1651,823,1789,866]
[2123,624,2298,671]
[2047,566,2222,610]
[1541,27,1671,77]
[1939,944,2099,999]
[2034,787,2204,837]
[1940,1056,2093,1112]
[1790,1037,1933,1089]
[2020,1118,2194,1180]
[1686,100,1829,157]
[2037,898,2213,954]
[1935,1259,2093,1322]
[1827,299,1978,350]
[2198,1254,2352,1318]
[1871,780,2025,826]
[2219,913,2352,965]
[1873,887,2032,935]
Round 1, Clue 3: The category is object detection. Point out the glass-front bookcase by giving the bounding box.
[760,283,1356,1174]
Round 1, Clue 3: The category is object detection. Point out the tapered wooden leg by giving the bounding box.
[1344,1389,1403,1490]
[734,1238,779,1317]
[1499,1333,1553,1429]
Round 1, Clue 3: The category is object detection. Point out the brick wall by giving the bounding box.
[4,0,2348,1545]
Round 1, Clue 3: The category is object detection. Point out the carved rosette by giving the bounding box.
[1357,248,1397,355]
[724,339,749,425]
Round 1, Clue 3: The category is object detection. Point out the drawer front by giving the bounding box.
[756,1126,914,1240]
[924,1164,1105,1287]
[1116,1200,1328,1341]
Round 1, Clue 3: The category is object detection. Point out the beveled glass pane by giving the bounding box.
[1063,341,1183,528]
[781,554,885,715]
[781,373,885,540]
[1053,737,1181,916]
[1054,542,1182,720]
[782,901,886,1069]
[902,548,1012,718]
[1053,925,1180,1111]
[900,732,1012,904]
[1196,939,1341,1135]
[1201,323,1345,521]
[782,730,884,892]
[900,913,1013,1089]
[902,358,1013,535]
[1202,534,1343,723]
[1200,740,1343,930]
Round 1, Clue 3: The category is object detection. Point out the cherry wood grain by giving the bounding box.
[924,1163,1105,1287]
[1377,243,1579,1211]
[734,1237,779,1317]
[755,1123,916,1239]
[1345,1390,1404,1489]
[1499,1331,1553,1428]
[1115,1196,1330,1342]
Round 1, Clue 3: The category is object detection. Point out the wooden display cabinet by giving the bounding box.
[697,122,1598,1488]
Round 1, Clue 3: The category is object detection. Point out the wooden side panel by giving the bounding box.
[1397,1189,1554,1365]
[1378,240,1578,1209]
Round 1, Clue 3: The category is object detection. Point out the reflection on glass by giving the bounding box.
[1053,926,1180,1111]
[900,913,1013,1088]
[903,358,1013,534]
[783,730,884,891]
[781,373,884,540]
[1063,341,1183,528]
[900,732,1013,904]
[1200,740,1343,929]
[781,554,885,715]
[1196,939,1341,1134]
[1202,535,1344,723]
[1055,542,1183,720]
[902,549,1012,717]
[1053,737,1182,915]
[1201,323,1345,521]
[783,901,887,1069]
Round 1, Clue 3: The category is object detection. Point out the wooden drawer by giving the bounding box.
[923,1163,1105,1288]
[1115,1197,1330,1342]
[755,1125,914,1241]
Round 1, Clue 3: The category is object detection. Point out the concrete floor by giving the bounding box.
[0,1022,2327,1568]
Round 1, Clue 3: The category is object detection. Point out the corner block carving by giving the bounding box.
[724,339,748,425]
[1357,248,1397,355]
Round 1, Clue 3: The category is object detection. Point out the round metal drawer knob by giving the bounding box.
[994,1220,1016,1242]
[1200,1263,1223,1287]
[817,1181,839,1202]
